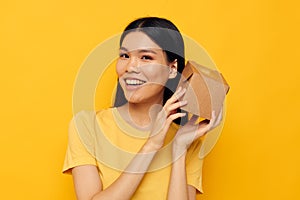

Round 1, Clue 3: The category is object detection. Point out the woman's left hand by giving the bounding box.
[173,109,223,155]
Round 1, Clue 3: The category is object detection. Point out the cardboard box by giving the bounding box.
[177,60,230,119]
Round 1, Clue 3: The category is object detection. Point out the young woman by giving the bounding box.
[63,17,222,200]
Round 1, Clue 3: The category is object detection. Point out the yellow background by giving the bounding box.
[1,0,299,199]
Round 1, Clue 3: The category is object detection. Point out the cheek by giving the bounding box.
[116,60,126,77]
[142,66,170,84]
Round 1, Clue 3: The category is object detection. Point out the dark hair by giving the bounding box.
[114,17,187,124]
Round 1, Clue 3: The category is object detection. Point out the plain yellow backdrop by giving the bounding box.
[1,0,299,199]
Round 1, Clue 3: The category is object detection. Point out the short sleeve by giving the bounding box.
[185,138,204,193]
[62,112,97,174]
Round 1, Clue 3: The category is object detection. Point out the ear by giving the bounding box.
[168,59,178,79]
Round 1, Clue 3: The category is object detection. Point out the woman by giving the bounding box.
[63,17,222,200]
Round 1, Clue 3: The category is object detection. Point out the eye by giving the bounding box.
[141,55,153,60]
[119,53,129,59]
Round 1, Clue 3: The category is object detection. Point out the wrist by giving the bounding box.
[142,139,162,153]
[172,144,187,160]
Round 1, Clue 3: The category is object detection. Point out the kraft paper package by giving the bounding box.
[177,60,230,120]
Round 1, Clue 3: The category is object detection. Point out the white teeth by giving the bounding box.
[125,79,145,85]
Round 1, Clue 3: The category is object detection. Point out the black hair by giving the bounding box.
[114,17,187,125]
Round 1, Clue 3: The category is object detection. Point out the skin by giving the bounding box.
[71,31,223,200]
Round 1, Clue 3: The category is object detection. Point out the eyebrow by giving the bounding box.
[119,47,158,54]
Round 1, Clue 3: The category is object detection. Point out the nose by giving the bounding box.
[126,57,140,73]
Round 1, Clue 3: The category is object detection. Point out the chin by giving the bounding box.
[127,95,144,104]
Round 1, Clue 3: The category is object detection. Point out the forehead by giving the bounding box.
[121,31,162,51]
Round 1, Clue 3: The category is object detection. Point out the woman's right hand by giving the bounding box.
[146,87,187,151]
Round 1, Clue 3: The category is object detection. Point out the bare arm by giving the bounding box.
[167,152,189,200]
[72,165,102,200]
[167,151,197,200]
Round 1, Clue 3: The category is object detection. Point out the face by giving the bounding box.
[116,31,177,104]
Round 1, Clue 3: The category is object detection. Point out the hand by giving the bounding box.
[146,87,187,151]
[173,109,223,155]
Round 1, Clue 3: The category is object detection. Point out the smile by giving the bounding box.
[125,79,146,86]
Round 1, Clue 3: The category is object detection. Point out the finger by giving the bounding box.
[165,100,187,114]
[174,87,186,100]
[211,109,223,129]
[210,110,216,123]
[166,112,186,125]
[165,87,182,107]
[154,112,186,136]
[206,111,216,130]
[216,108,223,123]
[164,87,186,107]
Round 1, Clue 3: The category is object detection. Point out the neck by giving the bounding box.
[118,97,164,129]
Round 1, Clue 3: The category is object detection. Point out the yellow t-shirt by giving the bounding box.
[63,108,204,199]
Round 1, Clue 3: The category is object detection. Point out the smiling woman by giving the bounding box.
[63,17,223,200]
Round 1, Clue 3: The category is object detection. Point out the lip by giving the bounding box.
[122,74,146,81]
